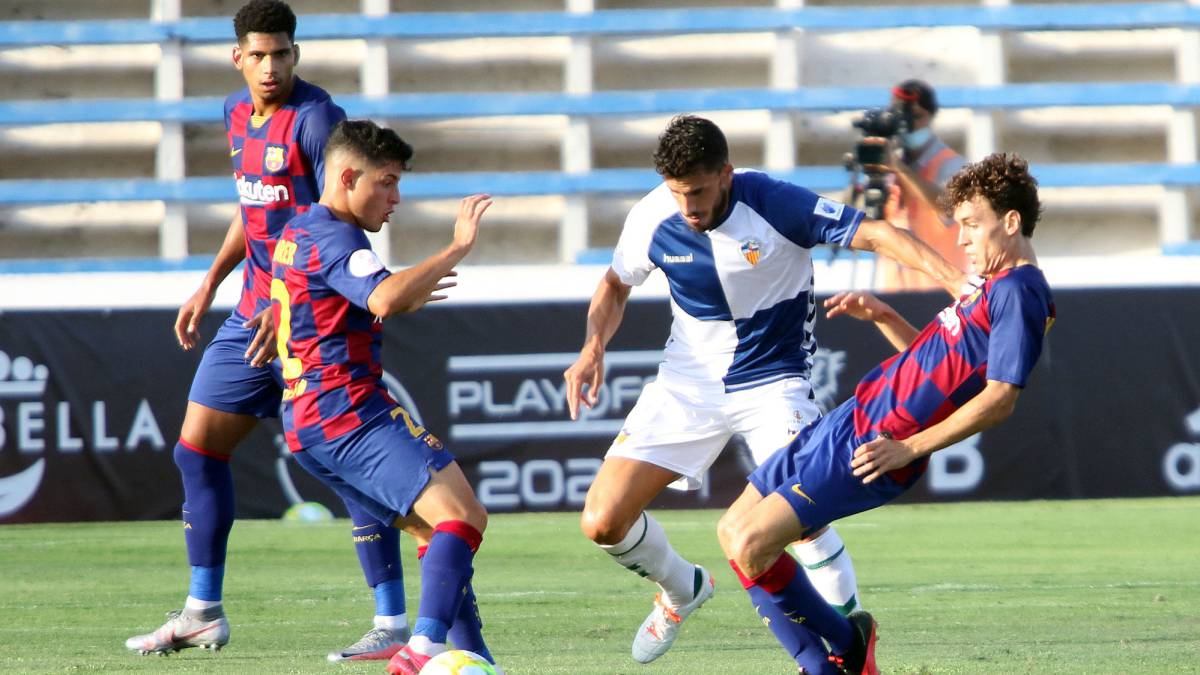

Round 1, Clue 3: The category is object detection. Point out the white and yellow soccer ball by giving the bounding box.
[422,649,497,675]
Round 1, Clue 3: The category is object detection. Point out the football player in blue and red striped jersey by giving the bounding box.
[126,1,411,662]
[270,119,499,674]
[717,153,1055,675]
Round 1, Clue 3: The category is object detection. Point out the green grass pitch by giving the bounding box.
[1,497,1197,674]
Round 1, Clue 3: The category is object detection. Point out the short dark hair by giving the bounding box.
[234,0,297,43]
[893,79,938,116]
[326,119,414,171]
[943,153,1042,237]
[652,115,729,178]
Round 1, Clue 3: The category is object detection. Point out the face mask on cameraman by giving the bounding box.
[901,126,933,151]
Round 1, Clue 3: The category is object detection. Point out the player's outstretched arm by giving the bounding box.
[848,218,965,296]
[824,291,919,352]
[367,194,491,317]
[175,210,246,350]
[564,267,633,421]
[850,379,1020,484]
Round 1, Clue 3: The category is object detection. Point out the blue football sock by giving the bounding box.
[743,576,834,673]
[414,522,480,645]
[373,579,405,618]
[447,582,492,662]
[732,559,833,672]
[752,554,854,655]
[344,498,405,616]
[188,564,225,602]
[174,441,235,569]
[417,544,491,662]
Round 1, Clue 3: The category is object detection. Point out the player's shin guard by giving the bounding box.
[413,521,481,645]
[741,553,854,657]
[598,512,696,607]
[345,498,405,618]
[730,560,832,674]
[418,544,494,663]
[174,441,235,572]
[793,526,859,615]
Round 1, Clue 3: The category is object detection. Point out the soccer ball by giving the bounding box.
[422,649,497,675]
[282,501,333,522]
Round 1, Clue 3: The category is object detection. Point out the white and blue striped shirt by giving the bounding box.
[612,170,863,391]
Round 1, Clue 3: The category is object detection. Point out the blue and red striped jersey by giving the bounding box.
[852,265,1055,452]
[225,77,346,321]
[270,204,394,451]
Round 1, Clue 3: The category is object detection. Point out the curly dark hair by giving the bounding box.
[942,153,1042,237]
[326,119,413,170]
[234,0,297,43]
[652,115,729,178]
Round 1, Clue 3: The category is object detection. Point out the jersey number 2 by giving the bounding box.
[270,278,304,382]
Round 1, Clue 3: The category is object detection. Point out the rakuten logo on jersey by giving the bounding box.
[236,175,290,205]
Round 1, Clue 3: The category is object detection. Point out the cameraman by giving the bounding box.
[875,79,968,291]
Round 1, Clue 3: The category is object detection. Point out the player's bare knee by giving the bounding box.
[728,526,774,578]
[456,498,488,534]
[579,506,628,545]
[715,510,740,557]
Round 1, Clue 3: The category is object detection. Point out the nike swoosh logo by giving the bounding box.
[351,525,373,531]
[791,483,815,505]
[230,148,242,157]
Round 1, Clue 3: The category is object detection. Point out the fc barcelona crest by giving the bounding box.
[264,146,287,173]
[740,240,761,266]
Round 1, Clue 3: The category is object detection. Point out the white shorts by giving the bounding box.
[605,372,822,490]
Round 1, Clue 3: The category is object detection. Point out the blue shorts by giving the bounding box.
[188,314,283,419]
[293,407,456,525]
[749,399,911,538]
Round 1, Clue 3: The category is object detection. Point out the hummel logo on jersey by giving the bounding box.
[662,253,694,264]
[813,197,845,221]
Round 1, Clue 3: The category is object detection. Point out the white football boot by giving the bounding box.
[124,608,229,654]
[327,626,410,662]
[631,565,715,663]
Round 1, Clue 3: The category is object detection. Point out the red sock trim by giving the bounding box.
[178,438,230,461]
[417,545,428,560]
[434,520,483,553]
[751,553,799,594]
[729,560,756,590]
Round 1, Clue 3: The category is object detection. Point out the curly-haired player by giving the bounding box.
[716,153,1055,674]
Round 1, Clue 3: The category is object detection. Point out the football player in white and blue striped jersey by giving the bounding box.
[565,115,965,665]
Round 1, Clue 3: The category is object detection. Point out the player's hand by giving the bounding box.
[242,307,277,368]
[823,291,893,323]
[859,137,894,175]
[422,271,459,306]
[883,183,904,224]
[850,434,920,484]
[452,194,493,252]
[175,287,216,350]
[563,349,604,421]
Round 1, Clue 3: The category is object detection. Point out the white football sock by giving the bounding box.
[406,634,445,656]
[792,526,860,615]
[184,596,221,612]
[599,512,696,608]
[374,614,407,631]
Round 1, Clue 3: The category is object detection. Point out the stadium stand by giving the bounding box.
[0,0,1198,272]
